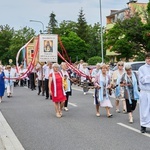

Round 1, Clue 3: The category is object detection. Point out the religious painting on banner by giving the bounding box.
[39,34,58,62]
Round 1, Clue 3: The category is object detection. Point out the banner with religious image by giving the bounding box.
[39,34,58,62]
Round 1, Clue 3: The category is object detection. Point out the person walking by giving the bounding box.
[49,63,66,118]
[94,64,113,117]
[4,65,14,97]
[29,65,36,91]
[80,63,90,95]
[120,64,139,123]
[43,61,53,99]
[61,62,72,111]
[138,52,150,133]
[111,61,126,113]
[36,63,45,96]
[91,63,101,116]
[0,65,5,102]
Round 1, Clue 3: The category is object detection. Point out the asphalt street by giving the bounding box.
[0,85,150,150]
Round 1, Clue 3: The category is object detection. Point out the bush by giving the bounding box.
[88,56,102,65]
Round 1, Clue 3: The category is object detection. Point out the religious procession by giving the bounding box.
[0,54,150,134]
[0,34,150,136]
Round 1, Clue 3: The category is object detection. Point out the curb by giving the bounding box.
[0,111,25,150]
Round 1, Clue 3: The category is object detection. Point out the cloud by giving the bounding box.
[0,0,148,33]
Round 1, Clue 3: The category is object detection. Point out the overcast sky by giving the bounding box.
[0,0,148,33]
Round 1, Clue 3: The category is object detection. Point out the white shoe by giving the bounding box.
[84,92,87,95]
[96,113,100,117]
[56,113,61,118]
[64,107,69,111]
[116,109,120,113]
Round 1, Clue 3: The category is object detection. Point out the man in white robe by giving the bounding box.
[138,52,150,133]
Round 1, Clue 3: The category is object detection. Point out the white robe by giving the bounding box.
[138,63,150,127]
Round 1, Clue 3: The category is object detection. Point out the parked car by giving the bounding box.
[112,61,145,73]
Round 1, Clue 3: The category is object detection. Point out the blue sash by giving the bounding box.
[98,73,109,102]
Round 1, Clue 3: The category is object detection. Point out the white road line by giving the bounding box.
[0,111,25,150]
[117,123,150,138]
[68,102,77,107]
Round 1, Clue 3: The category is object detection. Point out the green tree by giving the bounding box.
[58,20,77,36]
[0,25,14,64]
[143,1,150,52]
[86,23,102,57]
[105,15,145,61]
[59,31,90,62]
[76,8,89,43]
[47,12,58,34]
[88,56,102,65]
[9,27,35,64]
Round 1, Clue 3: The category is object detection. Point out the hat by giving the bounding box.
[125,64,132,70]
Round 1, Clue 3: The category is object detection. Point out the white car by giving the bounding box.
[112,61,145,73]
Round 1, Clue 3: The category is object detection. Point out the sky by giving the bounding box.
[0,0,148,33]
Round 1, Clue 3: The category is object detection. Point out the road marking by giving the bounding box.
[117,123,150,138]
[0,111,25,150]
[68,102,77,107]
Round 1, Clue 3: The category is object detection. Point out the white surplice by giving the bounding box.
[138,63,150,128]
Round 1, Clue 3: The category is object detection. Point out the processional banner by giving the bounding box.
[39,34,58,62]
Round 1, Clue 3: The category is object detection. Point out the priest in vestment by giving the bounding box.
[138,52,150,133]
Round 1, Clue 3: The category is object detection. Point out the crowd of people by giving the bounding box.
[0,52,150,133]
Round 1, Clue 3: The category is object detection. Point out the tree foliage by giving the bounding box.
[57,20,77,36]
[76,8,89,43]
[47,12,58,34]
[0,26,35,64]
[0,25,14,64]
[88,56,102,65]
[59,31,90,62]
[105,15,146,61]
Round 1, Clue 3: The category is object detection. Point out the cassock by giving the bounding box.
[138,63,150,128]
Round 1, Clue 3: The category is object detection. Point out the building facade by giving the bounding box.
[105,0,147,62]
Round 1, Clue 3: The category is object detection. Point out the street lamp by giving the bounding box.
[30,20,44,33]
[99,0,104,63]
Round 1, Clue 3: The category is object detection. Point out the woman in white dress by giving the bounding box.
[94,64,113,117]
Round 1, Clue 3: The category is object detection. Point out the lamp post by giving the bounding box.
[99,0,104,63]
[30,20,44,33]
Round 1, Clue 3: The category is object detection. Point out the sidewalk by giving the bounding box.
[0,111,25,150]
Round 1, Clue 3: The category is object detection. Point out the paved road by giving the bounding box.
[0,85,150,150]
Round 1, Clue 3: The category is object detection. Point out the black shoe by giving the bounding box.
[42,93,44,96]
[37,92,41,95]
[107,114,113,118]
[45,97,48,99]
[141,126,146,133]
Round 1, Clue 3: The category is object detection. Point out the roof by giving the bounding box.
[106,8,129,18]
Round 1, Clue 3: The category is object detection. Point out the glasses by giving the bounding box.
[118,64,124,66]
